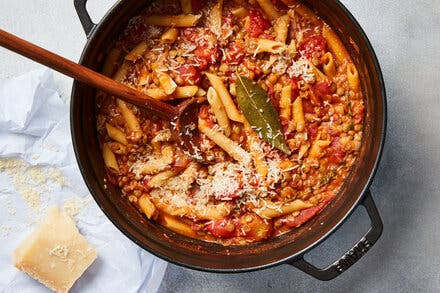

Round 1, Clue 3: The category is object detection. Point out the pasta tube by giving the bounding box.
[116,99,142,142]
[274,14,290,43]
[106,123,128,145]
[254,39,286,54]
[292,97,305,132]
[198,118,249,163]
[143,14,202,27]
[207,87,231,136]
[161,28,179,44]
[322,25,350,63]
[256,0,281,20]
[205,73,243,122]
[102,143,120,173]
[256,199,313,219]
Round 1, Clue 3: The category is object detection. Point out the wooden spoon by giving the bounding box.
[0,29,206,161]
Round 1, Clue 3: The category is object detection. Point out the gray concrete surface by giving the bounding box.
[1,0,439,292]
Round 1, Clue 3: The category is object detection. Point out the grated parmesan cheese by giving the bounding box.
[0,158,67,213]
[287,57,315,83]
[63,196,92,218]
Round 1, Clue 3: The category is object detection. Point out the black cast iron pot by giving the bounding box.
[71,0,386,280]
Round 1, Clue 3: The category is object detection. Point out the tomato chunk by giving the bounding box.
[302,98,315,114]
[177,64,201,85]
[327,136,346,164]
[290,77,300,99]
[306,122,319,141]
[314,81,332,96]
[207,218,236,238]
[195,45,219,70]
[182,28,220,70]
[248,10,271,38]
[298,35,328,60]
[182,28,198,42]
[222,43,245,65]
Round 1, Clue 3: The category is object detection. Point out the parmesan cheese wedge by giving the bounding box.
[13,207,97,293]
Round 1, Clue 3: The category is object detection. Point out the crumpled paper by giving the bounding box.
[0,69,167,292]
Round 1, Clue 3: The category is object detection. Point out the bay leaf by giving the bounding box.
[236,76,290,154]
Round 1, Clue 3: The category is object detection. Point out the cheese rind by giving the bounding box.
[13,207,97,293]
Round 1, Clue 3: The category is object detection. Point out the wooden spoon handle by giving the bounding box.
[0,29,177,119]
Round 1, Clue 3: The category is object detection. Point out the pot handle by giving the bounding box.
[288,191,382,280]
[74,0,96,37]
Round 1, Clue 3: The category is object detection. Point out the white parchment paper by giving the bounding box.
[0,69,167,292]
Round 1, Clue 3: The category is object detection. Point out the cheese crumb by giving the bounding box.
[0,158,67,213]
[63,196,92,218]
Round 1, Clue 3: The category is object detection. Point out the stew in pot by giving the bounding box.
[96,0,364,245]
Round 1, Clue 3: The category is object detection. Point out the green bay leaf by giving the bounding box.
[236,76,290,154]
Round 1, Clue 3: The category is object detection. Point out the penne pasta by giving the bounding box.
[102,143,120,173]
[148,170,177,188]
[131,146,173,176]
[154,201,191,218]
[161,28,179,44]
[144,88,167,100]
[256,0,281,20]
[274,14,290,43]
[158,72,178,95]
[205,73,243,122]
[322,25,350,63]
[198,118,249,163]
[143,14,202,27]
[347,62,360,91]
[309,62,327,82]
[170,85,199,99]
[291,1,320,25]
[159,213,199,237]
[116,99,142,142]
[105,123,128,145]
[138,195,158,219]
[255,199,313,219]
[245,124,268,178]
[125,41,148,61]
[207,87,232,136]
[322,52,337,78]
[254,39,287,54]
[280,85,292,120]
[298,142,310,160]
[286,39,297,57]
[292,97,305,132]
[195,87,207,97]
[145,86,199,100]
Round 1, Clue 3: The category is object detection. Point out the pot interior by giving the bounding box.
[71,0,385,271]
